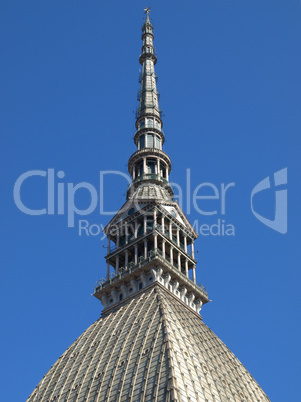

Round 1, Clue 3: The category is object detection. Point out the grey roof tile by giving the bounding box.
[27,284,269,402]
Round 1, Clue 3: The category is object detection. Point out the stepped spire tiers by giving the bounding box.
[127,11,173,201]
[99,12,202,311]
[27,12,269,402]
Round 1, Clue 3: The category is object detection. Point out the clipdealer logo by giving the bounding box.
[12,168,287,236]
[251,168,287,234]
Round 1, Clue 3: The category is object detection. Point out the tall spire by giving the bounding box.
[127,9,173,199]
[138,10,160,120]
[144,6,151,21]
[95,9,208,314]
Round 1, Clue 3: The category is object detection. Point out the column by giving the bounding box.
[116,230,120,249]
[132,165,136,180]
[144,239,148,259]
[154,233,158,253]
[157,159,160,176]
[162,240,166,259]
[191,241,195,259]
[170,247,173,265]
[153,208,157,228]
[176,227,180,247]
[107,236,111,254]
[161,215,165,234]
[184,235,187,253]
[185,259,189,277]
[169,221,172,240]
[144,215,147,234]
[125,250,129,270]
[166,167,169,181]
[115,255,119,276]
[177,252,181,270]
[135,221,138,239]
[192,265,196,283]
[134,245,138,265]
[143,157,147,175]
[125,225,129,244]
[106,262,110,281]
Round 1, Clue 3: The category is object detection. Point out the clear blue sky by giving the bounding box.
[1,1,300,401]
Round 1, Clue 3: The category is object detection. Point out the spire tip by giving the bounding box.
[144,7,151,23]
[144,7,151,15]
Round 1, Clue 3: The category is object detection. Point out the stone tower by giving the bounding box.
[27,10,269,402]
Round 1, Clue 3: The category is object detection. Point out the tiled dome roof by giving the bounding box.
[27,285,269,402]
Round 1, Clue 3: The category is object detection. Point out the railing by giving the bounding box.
[135,105,163,119]
[152,250,208,297]
[128,148,170,162]
[107,213,192,251]
[155,225,193,257]
[139,51,157,59]
[95,249,208,298]
[165,254,171,263]
[155,248,177,270]
[108,223,193,258]
[134,128,164,136]
[107,225,152,256]
[128,174,169,191]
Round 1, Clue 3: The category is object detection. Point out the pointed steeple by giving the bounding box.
[128,9,172,199]
[138,8,159,120]
[137,14,160,121]
[144,6,152,24]
[96,10,207,315]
